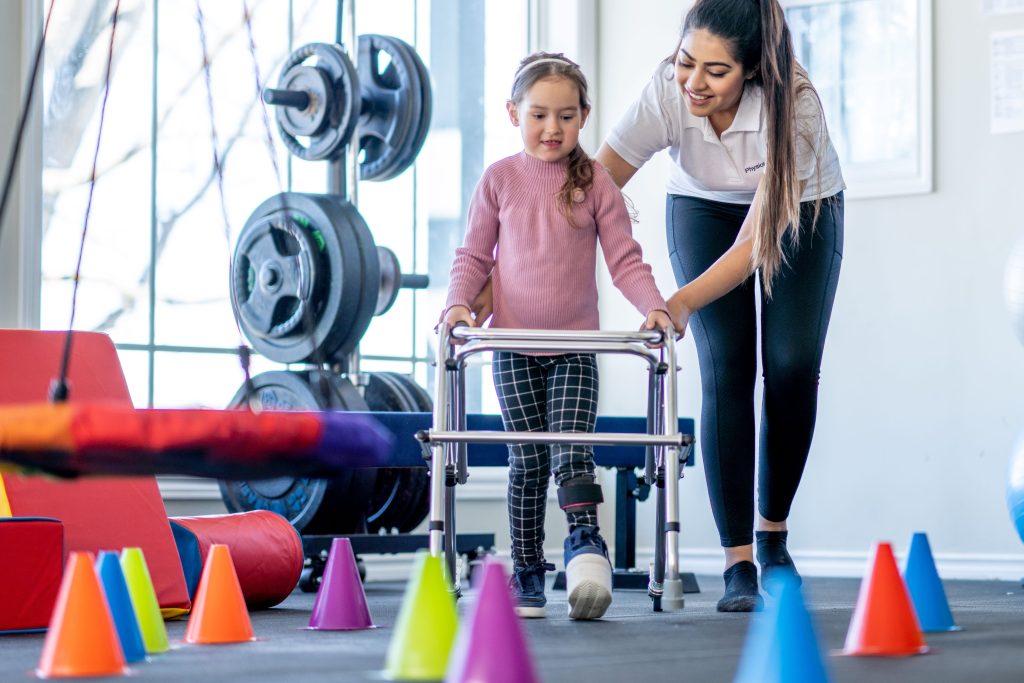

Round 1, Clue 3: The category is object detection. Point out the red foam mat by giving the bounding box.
[0,518,63,632]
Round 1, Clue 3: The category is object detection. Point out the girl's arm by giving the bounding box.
[595,144,640,189]
[667,178,765,328]
[592,166,668,319]
[443,174,501,325]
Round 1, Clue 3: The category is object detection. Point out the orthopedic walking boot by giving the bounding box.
[563,525,613,620]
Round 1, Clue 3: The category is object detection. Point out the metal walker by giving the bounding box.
[416,324,694,612]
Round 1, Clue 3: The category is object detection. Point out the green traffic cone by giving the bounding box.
[120,547,170,654]
[384,552,458,680]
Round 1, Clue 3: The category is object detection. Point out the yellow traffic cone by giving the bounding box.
[384,552,458,680]
[120,547,170,654]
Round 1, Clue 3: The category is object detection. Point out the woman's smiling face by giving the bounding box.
[675,28,753,132]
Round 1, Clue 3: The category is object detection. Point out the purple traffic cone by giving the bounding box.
[308,537,375,630]
[445,559,539,683]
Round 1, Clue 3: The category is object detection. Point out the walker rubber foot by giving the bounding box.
[661,578,685,611]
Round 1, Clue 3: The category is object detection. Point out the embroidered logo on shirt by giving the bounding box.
[744,161,766,174]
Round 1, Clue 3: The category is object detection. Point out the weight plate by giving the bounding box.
[231,211,320,341]
[219,371,378,534]
[231,192,364,365]
[363,372,432,533]
[325,200,380,360]
[357,34,431,181]
[276,65,333,137]
[272,43,360,161]
[383,36,433,181]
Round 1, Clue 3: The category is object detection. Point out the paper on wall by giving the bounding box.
[983,0,1024,15]
[992,31,1024,134]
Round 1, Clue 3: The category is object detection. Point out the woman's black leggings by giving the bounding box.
[667,192,844,548]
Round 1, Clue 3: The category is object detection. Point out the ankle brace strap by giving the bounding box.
[557,482,603,511]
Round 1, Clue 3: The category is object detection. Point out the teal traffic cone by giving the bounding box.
[734,571,830,683]
[903,532,961,632]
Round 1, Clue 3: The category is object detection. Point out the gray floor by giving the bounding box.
[4,574,1024,682]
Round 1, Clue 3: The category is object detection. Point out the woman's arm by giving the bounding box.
[667,178,766,327]
[595,144,640,189]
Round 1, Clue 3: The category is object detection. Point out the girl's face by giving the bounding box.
[675,28,754,130]
[507,76,589,162]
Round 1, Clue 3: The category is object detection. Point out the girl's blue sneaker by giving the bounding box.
[563,526,613,619]
[509,561,554,618]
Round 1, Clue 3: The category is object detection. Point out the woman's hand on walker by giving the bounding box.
[470,277,494,325]
[642,309,674,347]
[666,291,692,340]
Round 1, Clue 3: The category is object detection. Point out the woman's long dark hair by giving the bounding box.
[673,0,823,293]
[510,52,594,228]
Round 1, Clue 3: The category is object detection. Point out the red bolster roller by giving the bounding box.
[169,511,302,610]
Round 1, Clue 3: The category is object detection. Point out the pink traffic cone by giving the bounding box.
[309,537,375,630]
[445,559,539,683]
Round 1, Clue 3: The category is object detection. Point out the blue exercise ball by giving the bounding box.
[1007,430,1024,543]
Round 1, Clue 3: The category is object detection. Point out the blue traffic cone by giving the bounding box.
[734,571,830,683]
[96,551,147,663]
[903,532,961,632]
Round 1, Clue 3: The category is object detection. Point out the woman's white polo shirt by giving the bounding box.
[606,63,845,204]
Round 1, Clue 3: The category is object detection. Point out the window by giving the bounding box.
[782,0,933,197]
[39,0,530,415]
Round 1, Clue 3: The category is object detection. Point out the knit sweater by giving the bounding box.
[445,151,667,331]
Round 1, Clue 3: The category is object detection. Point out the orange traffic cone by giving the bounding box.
[842,542,929,656]
[184,544,254,644]
[36,552,128,678]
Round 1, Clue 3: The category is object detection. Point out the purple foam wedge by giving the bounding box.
[308,537,375,630]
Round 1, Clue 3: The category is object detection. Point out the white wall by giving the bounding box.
[595,0,1024,578]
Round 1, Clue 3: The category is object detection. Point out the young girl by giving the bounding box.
[442,52,672,620]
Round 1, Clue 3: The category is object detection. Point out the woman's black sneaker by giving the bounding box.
[716,560,763,612]
[756,530,801,595]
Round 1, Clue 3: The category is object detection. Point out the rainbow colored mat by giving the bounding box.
[0,403,393,479]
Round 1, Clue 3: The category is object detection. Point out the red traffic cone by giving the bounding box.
[842,542,928,656]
